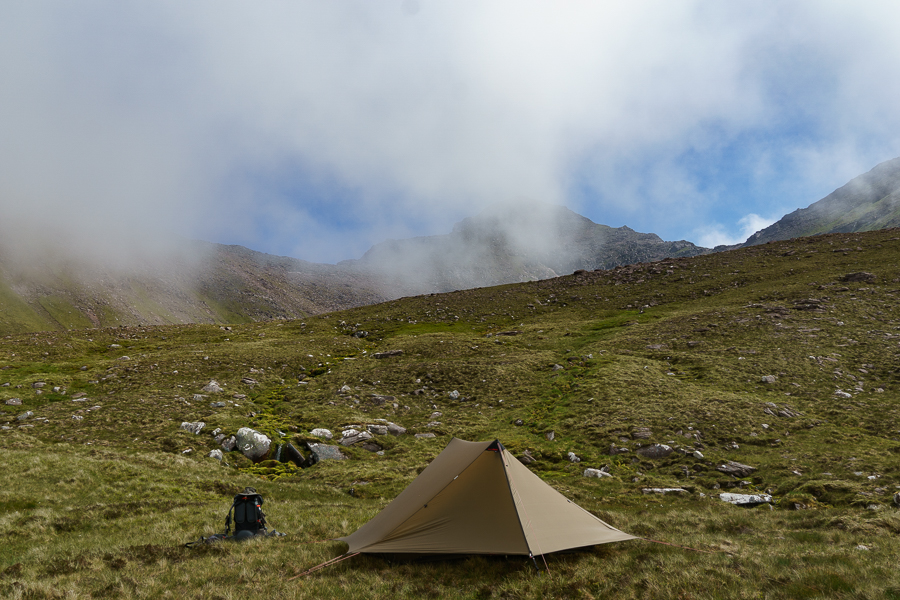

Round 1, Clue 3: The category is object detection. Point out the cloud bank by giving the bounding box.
[2,1,900,265]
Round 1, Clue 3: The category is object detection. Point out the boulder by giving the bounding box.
[310,428,333,440]
[208,449,224,461]
[340,429,374,446]
[202,381,223,393]
[719,492,772,505]
[636,444,673,459]
[367,424,388,436]
[584,468,612,478]
[180,421,206,435]
[235,427,271,461]
[642,488,688,495]
[220,435,237,452]
[387,423,407,436]
[717,460,757,478]
[306,443,346,461]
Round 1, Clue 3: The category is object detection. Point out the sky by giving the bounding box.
[2,1,900,265]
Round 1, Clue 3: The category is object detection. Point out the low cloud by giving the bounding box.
[695,214,779,248]
[2,2,900,268]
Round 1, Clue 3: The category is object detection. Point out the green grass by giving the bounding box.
[2,229,900,597]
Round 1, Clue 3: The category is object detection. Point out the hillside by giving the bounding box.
[0,240,387,335]
[744,156,900,246]
[345,204,708,296]
[2,228,900,598]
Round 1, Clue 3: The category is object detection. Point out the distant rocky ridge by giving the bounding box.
[3,156,900,334]
[743,157,900,247]
[341,205,708,297]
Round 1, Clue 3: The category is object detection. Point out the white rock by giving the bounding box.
[235,427,271,461]
[310,428,333,440]
[584,468,611,478]
[208,449,224,461]
[719,492,772,505]
[202,380,223,393]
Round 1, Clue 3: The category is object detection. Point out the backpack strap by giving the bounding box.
[224,498,238,535]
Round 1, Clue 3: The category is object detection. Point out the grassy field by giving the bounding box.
[2,229,900,598]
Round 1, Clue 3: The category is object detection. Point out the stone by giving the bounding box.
[693,451,704,459]
[5,398,22,406]
[642,488,688,495]
[834,390,852,399]
[632,427,652,439]
[310,428,333,440]
[306,443,346,461]
[16,411,33,421]
[584,468,612,478]
[893,492,900,507]
[235,427,271,461]
[210,401,226,408]
[840,272,876,283]
[280,443,309,467]
[415,433,436,439]
[546,431,555,441]
[448,390,460,399]
[208,449,224,461]
[180,421,206,435]
[339,385,352,394]
[720,492,771,505]
[761,375,777,384]
[717,460,757,478]
[567,452,581,463]
[520,449,536,464]
[241,377,258,385]
[514,419,524,426]
[340,430,374,446]
[220,436,237,452]
[636,444,673,459]
[387,423,407,436]
[32,382,46,389]
[359,441,383,452]
[373,350,403,359]
[427,421,441,427]
[192,394,205,402]
[201,381,223,393]
[551,364,564,371]
[366,424,388,436]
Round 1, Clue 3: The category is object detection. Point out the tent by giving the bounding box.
[338,438,636,557]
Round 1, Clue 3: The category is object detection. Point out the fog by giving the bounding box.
[2,1,900,272]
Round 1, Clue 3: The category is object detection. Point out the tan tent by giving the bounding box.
[338,438,636,556]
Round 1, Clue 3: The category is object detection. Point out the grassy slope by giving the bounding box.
[1,229,900,598]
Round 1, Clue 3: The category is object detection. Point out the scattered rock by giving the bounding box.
[369,395,395,404]
[366,424,388,436]
[551,364,564,371]
[642,488,688,495]
[893,492,900,507]
[180,421,206,435]
[373,350,404,359]
[636,444,673,459]
[719,492,772,505]
[279,443,311,467]
[448,390,460,399]
[32,382,46,389]
[339,385,352,394]
[415,433,436,439]
[235,427,271,461]
[310,428,333,440]
[632,427,652,439]
[717,460,757,478]
[514,419,524,426]
[546,431,555,441]
[340,429,374,446]
[387,422,407,436]
[567,452,581,463]
[609,444,630,455]
[760,375,777,384]
[426,421,441,428]
[210,401,226,408]
[693,451,705,459]
[220,436,237,452]
[202,381,223,393]
[16,411,34,421]
[240,377,258,385]
[520,449,536,464]
[192,394,205,402]
[584,468,612,478]
[306,443,346,461]
[208,449,224,461]
[359,441,383,452]
[840,272,876,283]
[834,390,852,399]
[4,398,22,406]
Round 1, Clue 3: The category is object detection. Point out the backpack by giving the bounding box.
[225,487,267,536]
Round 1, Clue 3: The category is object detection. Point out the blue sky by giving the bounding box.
[2,1,900,264]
